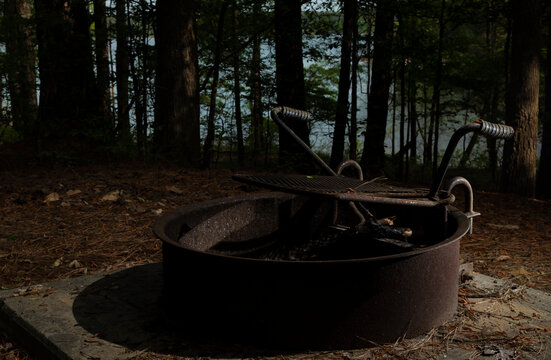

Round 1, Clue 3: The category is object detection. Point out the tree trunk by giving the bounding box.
[232,3,244,167]
[330,0,356,169]
[537,8,551,199]
[116,0,130,142]
[408,17,417,165]
[398,13,406,179]
[35,0,101,143]
[501,0,541,196]
[250,10,264,166]
[409,78,417,165]
[203,2,229,168]
[360,0,394,176]
[431,0,445,179]
[348,7,359,161]
[93,0,112,129]
[391,68,397,156]
[274,0,310,169]
[154,0,200,166]
[423,84,432,169]
[137,0,149,157]
[5,0,37,142]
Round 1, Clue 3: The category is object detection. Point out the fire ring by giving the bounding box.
[154,191,470,349]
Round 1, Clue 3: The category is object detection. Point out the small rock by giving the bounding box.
[151,208,163,215]
[61,201,71,207]
[66,189,82,196]
[496,255,510,261]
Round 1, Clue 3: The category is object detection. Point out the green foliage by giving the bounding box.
[0,124,21,145]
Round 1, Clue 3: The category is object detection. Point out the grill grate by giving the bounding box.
[233,174,427,198]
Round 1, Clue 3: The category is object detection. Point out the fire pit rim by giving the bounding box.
[153,191,470,264]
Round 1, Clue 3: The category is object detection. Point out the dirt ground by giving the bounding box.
[1,163,550,359]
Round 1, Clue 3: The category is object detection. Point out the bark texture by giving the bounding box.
[155,0,200,166]
[360,0,394,176]
[5,0,37,141]
[330,0,356,169]
[274,0,310,169]
[35,0,101,141]
[115,0,130,141]
[93,0,112,127]
[537,6,551,199]
[501,0,541,196]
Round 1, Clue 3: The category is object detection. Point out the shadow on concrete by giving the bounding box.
[72,263,286,358]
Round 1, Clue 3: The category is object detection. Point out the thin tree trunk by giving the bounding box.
[409,78,417,165]
[537,7,551,199]
[116,0,130,142]
[203,2,229,168]
[398,13,406,179]
[274,0,310,169]
[348,10,359,161]
[423,84,431,169]
[501,0,541,196]
[330,0,356,169]
[391,68,397,156]
[137,0,149,157]
[250,15,264,165]
[360,0,394,176]
[408,18,417,165]
[154,0,200,166]
[109,37,116,117]
[93,0,112,129]
[5,0,37,143]
[431,0,445,179]
[232,2,244,167]
[487,87,499,180]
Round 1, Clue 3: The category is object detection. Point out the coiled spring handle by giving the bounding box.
[428,120,514,199]
[271,106,337,176]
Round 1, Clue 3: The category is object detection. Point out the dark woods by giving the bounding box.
[0,0,549,198]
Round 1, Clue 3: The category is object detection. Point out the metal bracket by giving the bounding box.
[445,177,480,234]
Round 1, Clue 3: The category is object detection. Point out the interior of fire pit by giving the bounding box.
[164,192,451,261]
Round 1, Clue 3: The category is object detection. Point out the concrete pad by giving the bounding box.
[1,263,550,359]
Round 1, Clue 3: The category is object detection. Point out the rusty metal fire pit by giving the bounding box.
[154,192,469,349]
[153,107,514,349]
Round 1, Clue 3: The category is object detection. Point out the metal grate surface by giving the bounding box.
[233,174,426,198]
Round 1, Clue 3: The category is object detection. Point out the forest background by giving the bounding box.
[0,0,549,199]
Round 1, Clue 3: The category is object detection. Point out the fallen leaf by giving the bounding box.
[167,185,184,194]
[510,266,530,276]
[60,201,71,207]
[101,190,121,201]
[68,259,81,268]
[151,208,163,215]
[496,255,510,261]
[52,258,63,267]
[488,223,520,230]
[43,192,60,203]
[66,189,81,196]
